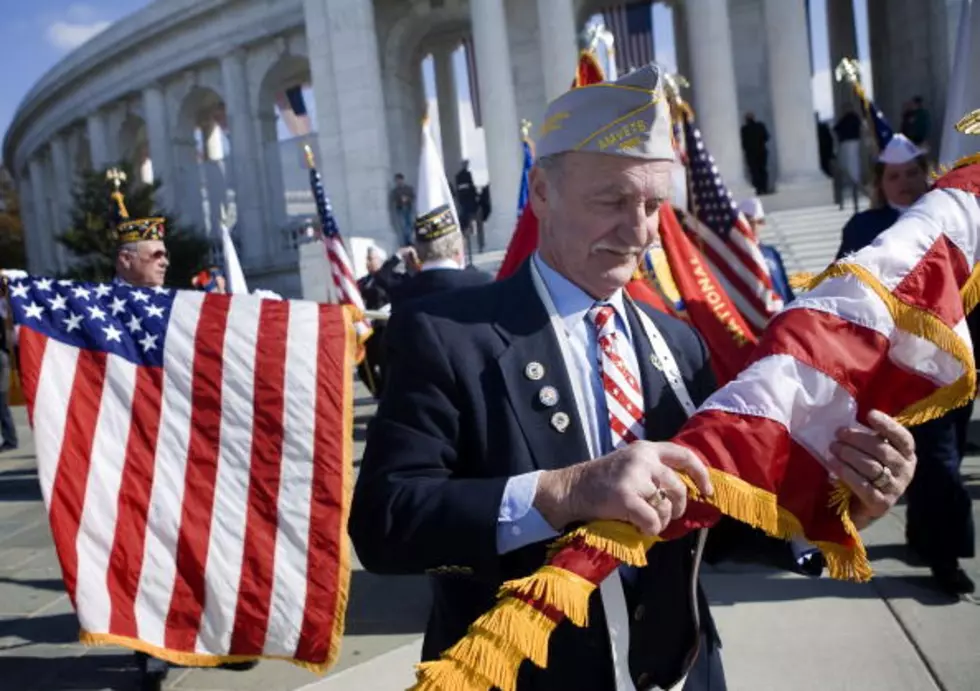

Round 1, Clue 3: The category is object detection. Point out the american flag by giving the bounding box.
[682,116,784,333]
[303,146,372,346]
[8,275,355,669]
[602,2,655,75]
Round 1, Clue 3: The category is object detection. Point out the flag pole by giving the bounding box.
[302,144,337,304]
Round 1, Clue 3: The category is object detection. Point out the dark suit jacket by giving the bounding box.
[350,261,804,690]
[389,266,491,309]
[835,206,901,260]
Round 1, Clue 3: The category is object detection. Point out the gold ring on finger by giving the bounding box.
[871,464,892,490]
[648,487,669,507]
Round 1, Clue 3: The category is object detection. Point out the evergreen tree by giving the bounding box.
[0,167,26,269]
[59,164,211,286]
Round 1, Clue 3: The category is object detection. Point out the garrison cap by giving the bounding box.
[536,63,674,161]
[116,217,166,245]
[878,133,924,165]
[414,204,459,243]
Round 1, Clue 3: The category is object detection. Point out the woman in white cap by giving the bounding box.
[834,133,929,259]
[834,134,975,597]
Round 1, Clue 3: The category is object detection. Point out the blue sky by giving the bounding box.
[2,1,869,161]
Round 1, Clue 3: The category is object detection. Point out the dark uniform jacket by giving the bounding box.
[350,261,809,690]
[835,206,901,260]
[388,266,491,309]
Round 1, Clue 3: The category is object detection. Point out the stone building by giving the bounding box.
[2,0,959,296]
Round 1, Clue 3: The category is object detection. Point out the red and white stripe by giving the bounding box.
[325,235,371,341]
[23,292,351,665]
[683,212,784,332]
[591,305,646,448]
[672,186,979,542]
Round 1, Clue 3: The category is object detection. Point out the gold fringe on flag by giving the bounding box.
[470,597,558,667]
[548,519,658,565]
[412,659,495,691]
[499,565,595,628]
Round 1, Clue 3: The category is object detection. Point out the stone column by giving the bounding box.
[17,178,39,273]
[49,136,73,271]
[827,0,859,118]
[536,0,577,103]
[221,50,266,265]
[762,0,823,184]
[470,0,522,248]
[672,2,693,79]
[433,41,463,176]
[304,0,392,247]
[28,156,55,274]
[143,85,176,212]
[684,0,746,189]
[86,111,111,170]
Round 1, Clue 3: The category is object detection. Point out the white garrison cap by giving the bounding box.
[737,197,765,220]
[536,63,675,161]
[878,133,924,165]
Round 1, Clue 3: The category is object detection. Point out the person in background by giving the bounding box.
[740,112,770,195]
[455,160,479,238]
[834,106,864,194]
[387,205,490,309]
[835,134,975,597]
[737,197,794,304]
[901,96,931,147]
[817,115,835,178]
[357,244,395,397]
[476,183,491,253]
[390,173,416,246]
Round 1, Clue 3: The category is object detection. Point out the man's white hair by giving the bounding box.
[367,244,388,262]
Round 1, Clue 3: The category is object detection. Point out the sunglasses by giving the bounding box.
[143,249,170,261]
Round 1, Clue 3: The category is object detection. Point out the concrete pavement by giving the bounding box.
[1,392,978,690]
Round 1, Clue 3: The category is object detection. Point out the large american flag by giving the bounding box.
[304,148,371,345]
[602,2,655,75]
[682,116,784,333]
[9,276,355,669]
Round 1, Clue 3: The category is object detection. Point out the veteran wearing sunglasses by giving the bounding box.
[115,216,170,288]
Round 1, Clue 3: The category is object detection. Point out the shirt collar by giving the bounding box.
[532,252,630,334]
[421,258,462,272]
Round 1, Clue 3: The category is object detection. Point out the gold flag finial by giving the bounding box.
[106,167,127,190]
[955,109,980,135]
[834,57,862,85]
[302,144,316,170]
[520,118,532,140]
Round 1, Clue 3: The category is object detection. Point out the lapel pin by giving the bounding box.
[538,385,559,407]
[525,362,545,380]
[649,353,662,370]
[551,411,570,433]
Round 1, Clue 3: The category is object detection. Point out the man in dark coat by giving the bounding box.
[835,133,975,597]
[740,112,770,195]
[387,205,490,309]
[350,65,916,691]
[455,160,479,233]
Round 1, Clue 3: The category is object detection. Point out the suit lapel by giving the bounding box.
[494,264,591,471]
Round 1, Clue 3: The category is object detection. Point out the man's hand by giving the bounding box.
[826,409,917,530]
[534,441,714,536]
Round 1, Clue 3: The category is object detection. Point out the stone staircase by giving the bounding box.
[760,197,870,276]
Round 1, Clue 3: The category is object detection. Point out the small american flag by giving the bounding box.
[602,2,655,75]
[682,116,784,333]
[8,275,355,669]
[303,146,372,346]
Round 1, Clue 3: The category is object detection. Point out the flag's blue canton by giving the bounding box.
[864,99,895,151]
[309,167,340,239]
[683,119,739,237]
[8,277,174,368]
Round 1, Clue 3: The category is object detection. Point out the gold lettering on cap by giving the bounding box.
[540,112,570,137]
[598,119,649,151]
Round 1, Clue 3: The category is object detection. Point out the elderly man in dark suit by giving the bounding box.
[350,65,916,691]
[388,205,491,308]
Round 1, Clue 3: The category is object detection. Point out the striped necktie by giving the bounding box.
[588,304,645,449]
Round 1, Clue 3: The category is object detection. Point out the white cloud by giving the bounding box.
[46,16,110,51]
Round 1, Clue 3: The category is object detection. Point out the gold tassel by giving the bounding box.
[471,597,557,668]
[443,629,525,691]
[548,520,658,566]
[499,565,596,627]
[960,262,980,315]
[410,660,495,691]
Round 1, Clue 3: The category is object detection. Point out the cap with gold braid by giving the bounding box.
[536,63,675,161]
[413,204,458,244]
[106,167,167,245]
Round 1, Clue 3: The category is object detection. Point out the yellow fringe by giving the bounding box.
[410,659,495,691]
[443,629,525,691]
[788,271,816,291]
[961,262,980,315]
[547,520,659,566]
[499,565,596,627]
[811,262,977,427]
[78,630,328,674]
[471,597,557,668]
